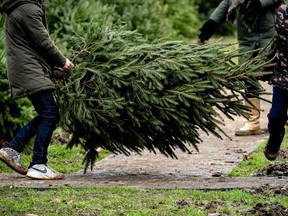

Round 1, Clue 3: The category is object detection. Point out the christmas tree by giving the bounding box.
[54,25,269,171]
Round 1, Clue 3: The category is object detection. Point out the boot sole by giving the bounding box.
[235,128,268,136]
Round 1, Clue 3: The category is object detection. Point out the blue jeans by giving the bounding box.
[268,86,288,135]
[8,90,59,166]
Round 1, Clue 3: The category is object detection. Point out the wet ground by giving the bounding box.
[254,150,288,177]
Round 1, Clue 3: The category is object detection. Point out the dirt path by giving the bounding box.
[0,173,287,190]
[1,82,287,189]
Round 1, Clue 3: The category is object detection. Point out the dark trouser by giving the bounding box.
[8,90,59,166]
[268,86,287,135]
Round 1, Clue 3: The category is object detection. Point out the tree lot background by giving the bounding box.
[0,0,234,141]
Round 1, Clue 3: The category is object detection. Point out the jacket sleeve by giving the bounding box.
[21,4,66,67]
[260,0,287,7]
[209,0,229,24]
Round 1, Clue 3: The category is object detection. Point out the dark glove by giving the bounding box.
[198,19,220,43]
[240,0,262,23]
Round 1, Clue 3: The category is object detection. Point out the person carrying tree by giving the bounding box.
[0,0,74,179]
[198,0,285,136]
[264,3,288,160]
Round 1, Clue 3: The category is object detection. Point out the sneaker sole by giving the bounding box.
[0,152,27,175]
[26,173,65,180]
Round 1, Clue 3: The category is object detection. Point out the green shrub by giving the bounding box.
[46,0,117,41]
[164,0,200,39]
[99,0,177,40]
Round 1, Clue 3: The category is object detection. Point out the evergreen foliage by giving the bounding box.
[164,0,200,39]
[46,0,117,42]
[99,0,175,40]
[54,23,267,171]
[46,0,201,42]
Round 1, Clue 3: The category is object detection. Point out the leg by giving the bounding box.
[26,90,64,180]
[264,87,288,160]
[268,87,288,134]
[8,116,41,153]
[0,101,41,175]
[235,97,261,136]
[235,63,263,136]
[28,90,60,166]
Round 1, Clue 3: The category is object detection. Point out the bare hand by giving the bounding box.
[63,58,74,71]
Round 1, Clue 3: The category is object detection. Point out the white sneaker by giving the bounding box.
[0,147,27,175]
[26,164,64,180]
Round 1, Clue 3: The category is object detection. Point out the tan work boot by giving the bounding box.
[235,98,262,136]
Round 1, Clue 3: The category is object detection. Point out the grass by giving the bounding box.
[1,186,288,216]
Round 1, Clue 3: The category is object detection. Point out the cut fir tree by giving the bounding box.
[54,24,269,171]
